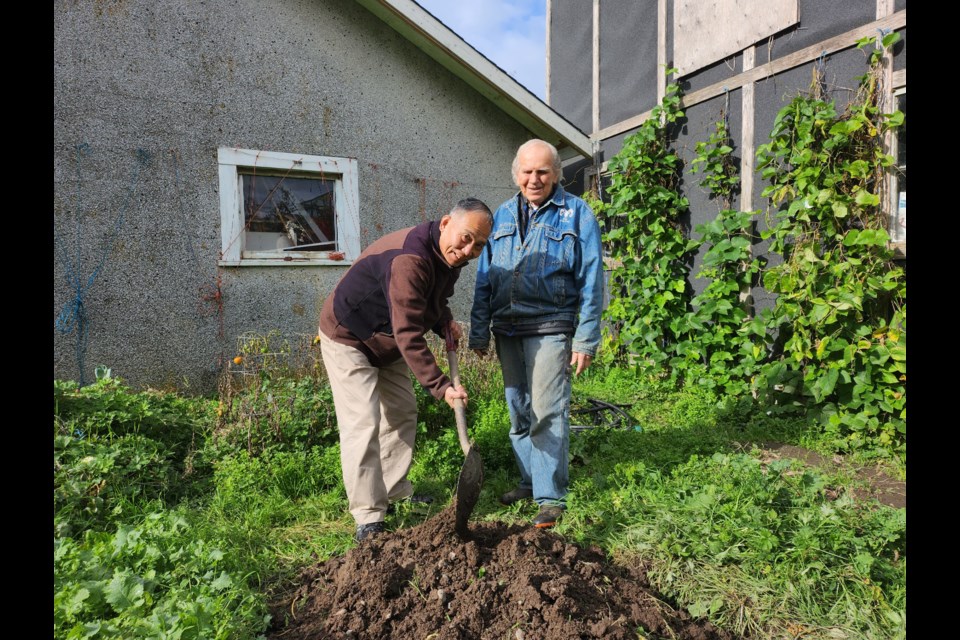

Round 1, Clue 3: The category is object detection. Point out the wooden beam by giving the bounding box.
[682,12,906,111]
[892,68,905,89]
[739,46,756,309]
[878,0,898,242]
[741,46,755,214]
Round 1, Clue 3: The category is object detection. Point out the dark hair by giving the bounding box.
[450,197,494,227]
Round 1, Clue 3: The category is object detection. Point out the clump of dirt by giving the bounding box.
[267,506,739,639]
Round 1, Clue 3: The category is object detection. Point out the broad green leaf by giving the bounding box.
[816,337,830,358]
[854,190,880,206]
[881,371,900,384]
[856,229,886,246]
[802,248,821,264]
[66,587,91,615]
[811,304,831,324]
[821,368,840,396]
[210,571,233,591]
[104,572,144,612]
[829,119,863,135]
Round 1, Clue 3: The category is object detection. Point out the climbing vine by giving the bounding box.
[590,71,697,371]
[753,33,906,455]
[670,117,767,396]
[591,35,905,458]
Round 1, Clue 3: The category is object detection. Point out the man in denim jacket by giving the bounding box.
[469,139,604,528]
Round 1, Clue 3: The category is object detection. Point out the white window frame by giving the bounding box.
[217,147,361,266]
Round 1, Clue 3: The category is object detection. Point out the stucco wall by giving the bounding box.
[54,0,533,393]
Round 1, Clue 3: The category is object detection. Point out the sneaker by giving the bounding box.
[499,487,533,506]
[386,494,434,515]
[355,521,386,542]
[532,505,564,529]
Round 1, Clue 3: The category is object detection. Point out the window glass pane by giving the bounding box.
[241,172,336,251]
[896,93,906,169]
[895,93,906,243]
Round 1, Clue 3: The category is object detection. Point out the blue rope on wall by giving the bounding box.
[171,150,204,274]
[55,145,153,386]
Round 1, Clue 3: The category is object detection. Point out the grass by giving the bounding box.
[53,360,906,640]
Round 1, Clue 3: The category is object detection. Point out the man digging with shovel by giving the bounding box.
[318,198,493,542]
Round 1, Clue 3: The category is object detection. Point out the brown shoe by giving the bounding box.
[499,487,533,506]
[532,505,564,528]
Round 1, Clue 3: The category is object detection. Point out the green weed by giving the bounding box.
[54,357,905,640]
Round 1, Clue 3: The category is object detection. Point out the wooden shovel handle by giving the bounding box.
[445,328,471,455]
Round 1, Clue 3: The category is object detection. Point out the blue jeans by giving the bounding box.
[495,333,572,508]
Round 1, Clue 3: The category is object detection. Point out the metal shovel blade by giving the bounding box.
[455,445,483,537]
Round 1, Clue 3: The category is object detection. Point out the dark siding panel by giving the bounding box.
[679,94,743,298]
[767,0,875,61]
[599,0,659,128]
[550,0,594,132]
[893,28,906,71]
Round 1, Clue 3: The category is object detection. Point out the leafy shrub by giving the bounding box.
[212,446,345,514]
[589,74,697,370]
[583,38,906,462]
[469,395,516,474]
[54,432,174,538]
[54,376,213,475]
[215,373,338,456]
[54,375,216,536]
[54,511,270,640]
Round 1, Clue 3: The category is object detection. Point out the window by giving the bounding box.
[218,148,360,265]
[891,89,906,247]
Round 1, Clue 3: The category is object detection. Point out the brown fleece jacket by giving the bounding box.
[319,220,458,400]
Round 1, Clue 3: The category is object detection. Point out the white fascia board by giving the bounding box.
[353,0,592,160]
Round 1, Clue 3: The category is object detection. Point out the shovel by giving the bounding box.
[445,328,483,538]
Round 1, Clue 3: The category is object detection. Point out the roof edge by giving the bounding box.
[353,0,592,159]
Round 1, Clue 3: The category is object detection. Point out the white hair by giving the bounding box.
[511,139,562,184]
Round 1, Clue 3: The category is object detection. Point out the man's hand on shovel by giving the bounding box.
[443,321,469,410]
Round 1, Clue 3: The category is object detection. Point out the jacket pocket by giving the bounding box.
[494,223,516,240]
[543,227,577,272]
[364,332,398,359]
[541,227,578,308]
[492,223,517,264]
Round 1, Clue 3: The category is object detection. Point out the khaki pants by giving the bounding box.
[319,332,417,525]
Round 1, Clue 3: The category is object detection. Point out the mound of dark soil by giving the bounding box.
[267,506,739,639]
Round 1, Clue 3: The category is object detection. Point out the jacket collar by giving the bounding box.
[428,219,458,272]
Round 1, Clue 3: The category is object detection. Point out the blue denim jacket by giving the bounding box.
[469,185,605,356]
